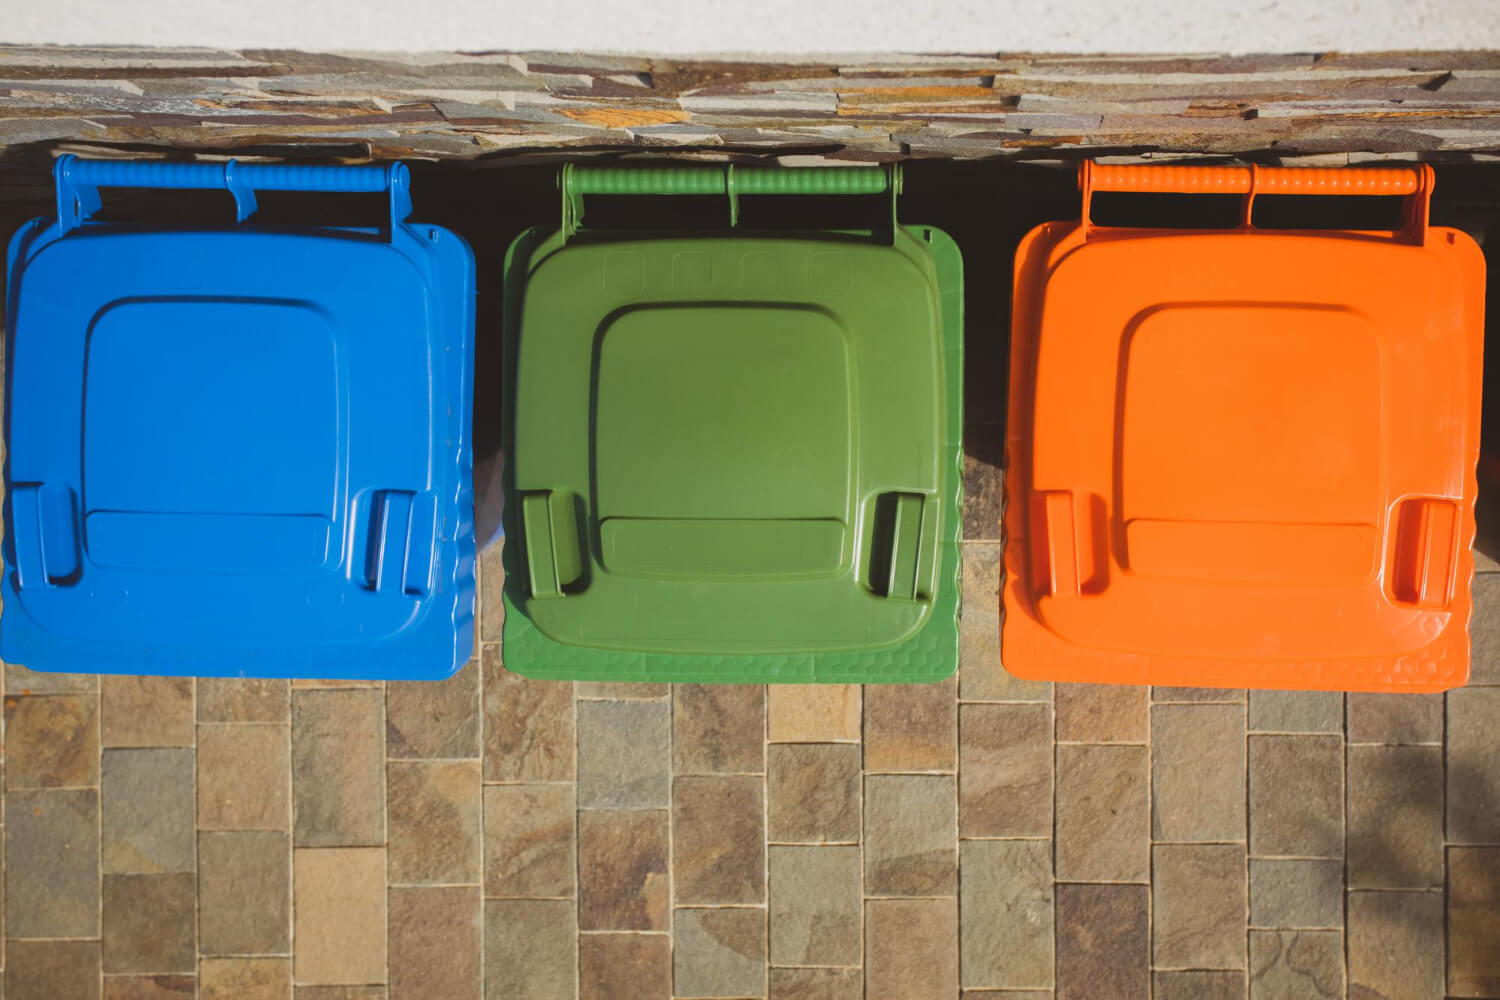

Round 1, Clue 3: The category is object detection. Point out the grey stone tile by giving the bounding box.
[674,907,766,998]
[482,650,574,782]
[1346,890,1444,1000]
[962,451,1004,541]
[198,723,290,832]
[1247,690,1343,733]
[1055,883,1149,1000]
[769,845,862,966]
[389,886,482,1000]
[292,689,384,846]
[1471,571,1500,684]
[1448,685,1500,843]
[960,542,1051,702]
[866,897,958,1000]
[100,675,194,747]
[959,702,1052,838]
[1249,930,1342,999]
[1345,692,1442,744]
[1153,971,1246,1000]
[578,809,669,930]
[484,899,576,1000]
[768,743,861,843]
[1056,744,1149,882]
[674,684,765,774]
[7,787,100,937]
[576,681,669,699]
[1152,703,1247,842]
[1248,735,1342,858]
[483,783,575,899]
[102,748,195,873]
[577,699,670,808]
[1152,844,1246,970]
[199,831,290,956]
[959,838,1053,990]
[386,657,481,759]
[4,661,97,694]
[1249,858,1343,928]
[864,676,957,772]
[102,872,196,973]
[7,940,101,1000]
[387,760,482,885]
[1347,744,1443,888]
[863,774,956,896]
[674,775,764,905]
[1449,846,1500,997]
[1152,687,1246,703]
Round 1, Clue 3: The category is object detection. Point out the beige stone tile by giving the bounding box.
[1249,858,1343,928]
[1055,683,1147,743]
[1449,846,1500,997]
[1471,571,1500,685]
[674,684,766,774]
[767,684,861,741]
[579,933,670,1000]
[1055,884,1149,1000]
[1348,891,1443,998]
[483,783,575,899]
[863,677,957,771]
[198,723,291,832]
[1152,844,1246,970]
[102,872,196,974]
[295,989,386,1000]
[674,775,764,905]
[199,831,289,956]
[863,774,956,896]
[7,787,100,937]
[1056,744,1149,882]
[289,678,383,689]
[1249,930,1342,999]
[1248,735,1342,858]
[768,967,861,1000]
[674,907,766,999]
[478,548,505,644]
[483,899,575,999]
[576,681,669,699]
[578,809,669,930]
[7,940,101,1000]
[102,748,195,873]
[1347,744,1442,889]
[959,542,1050,702]
[1448,685,1500,844]
[958,702,1052,838]
[1247,690,1343,733]
[767,743,861,844]
[1345,692,1442,744]
[576,699,670,808]
[387,760,481,884]
[293,848,387,986]
[768,845,862,966]
[482,649,574,782]
[959,838,1053,990]
[292,690,384,846]
[960,993,1051,1000]
[100,675,194,747]
[200,958,291,1000]
[5,693,99,787]
[197,677,289,723]
[389,886,481,1000]
[1152,687,1245,703]
[385,657,480,759]
[866,897,958,1000]
[1151,703,1247,842]
[3,661,97,694]
[1153,971,1246,1000]
[103,975,195,999]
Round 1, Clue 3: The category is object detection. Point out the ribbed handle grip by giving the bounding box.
[1083,163,1422,196]
[565,164,897,196]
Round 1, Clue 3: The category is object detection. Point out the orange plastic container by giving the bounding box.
[1004,163,1486,692]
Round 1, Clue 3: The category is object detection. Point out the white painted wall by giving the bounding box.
[5,0,1497,53]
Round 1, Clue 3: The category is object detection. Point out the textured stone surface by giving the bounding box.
[484,899,575,1000]
[200,958,292,1000]
[102,748,195,873]
[482,650,575,782]
[1151,703,1246,842]
[483,783,575,898]
[863,677,957,771]
[1248,735,1343,858]
[102,975,197,999]
[958,702,1052,837]
[198,723,291,832]
[1449,846,1500,998]
[866,897,958,1000]
[579,933,671,1000]
[767,684,860,742]
[1056,744,1149,882]
[388,886,482,1000]
[863,774,956,896]
[1347,744,1443,889]
[578,809,670,930]
[1055,683,1147,743]
[674,907,766,998]
[675,684,765,774]
[1152,686,1246,703]
[295,988,387,1000]
[6,693,99,787]
[769,967,861,1000]
[768,743,861,843]
[959,542,1050,702]
[1247,690,1343,733]
[1345,692,1442,744]
[198,832,290,956]
[7,939,102,1000]
[197,677,289,723]
[1152,844,1246,969]
[103,872,196,973]
[577,699,671,808]
[674,775,765,904]
[1249,858,1343,929]
[962,452,1004,540]
[293,848,387,986]
[7,787,100,937]
[1153,971,1246,1000]
[1055,883,1149,1000]
[1346,890,1443,1000]
[1249,930,1343,999]
[387,760,482,884]
[100,675,194,747]
[769,845,861,966]
[386,658,481,759]
[4,662,97,694]
[1447,685,1500,844]
[959,838,1053,990]
[292,690,385,846]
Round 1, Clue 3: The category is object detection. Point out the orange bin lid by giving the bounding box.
[1004,163,1486,692]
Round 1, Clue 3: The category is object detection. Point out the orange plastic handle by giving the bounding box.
[1081,163,1424,196]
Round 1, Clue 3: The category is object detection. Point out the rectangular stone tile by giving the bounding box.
[198,677,289,723]
[959,542,1050,702]
[1248,735,1342,858]
[1249,930,1342,999]
[292,689,384,846]
[290,679,382,689]
[1056,744,1149,882]
[1152,844,1246,970]
[1449,846,1500,997]
[4,661,97,694]
[674,684,765,774]
[674,907,766,999]
[579,932,670,1000]
[576,681,669,699]
[200,958,291,1000]
[960,839,1053,990]
[483,899,575,1000]
[198,723,290,832]
[1448,685,1500,843]
[958,702,1052,838]
[962,450,1004,540]
[1249,858,1343,928]
[1055,883,1149,1000]
[960,993,1050,1000]
[103,872,196,973]
[864,774,956,896]
[1153,971,1246,1000]
[7,787,99,937]
[389,886,481,1000]
[293,848,387,986]
[1472,571,1500,684]
[768,968,861,1000]
[478,548,505,643]
[296,990,387,1000]
[1347,890,1443,1000]
[5,693,99,787]
[102,974,195,999]
[576,699,670,808]
[1346,692,1442,744]
[482,649,574,782]
[7,940,101,1000]
[199,831,290,955]
[863,677,957,772]
[1152,686,1246,703]
[768,743,861,844]
[1055,683,1147,743]
[578,809,669,930]
[1247,690,1343,733]
[769,845,862,966]
[1151,703,1247,842]
[100,675,194,747]
[483,783,575,898]
[674,775,765,905]
[386,657,480,759]
[102,748,194,873]
[388,760,481,884]
[767,684,861,741]
[866,897,958,1000]
[1347,744,1442,888]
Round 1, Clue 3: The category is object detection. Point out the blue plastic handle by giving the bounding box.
[54,155,413,234]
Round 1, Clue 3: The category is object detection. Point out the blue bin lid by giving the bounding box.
[3,156,476,679]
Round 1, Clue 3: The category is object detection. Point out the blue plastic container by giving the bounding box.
[3,156,476,679]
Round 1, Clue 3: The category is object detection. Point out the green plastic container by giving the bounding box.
[501,164,963,683]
